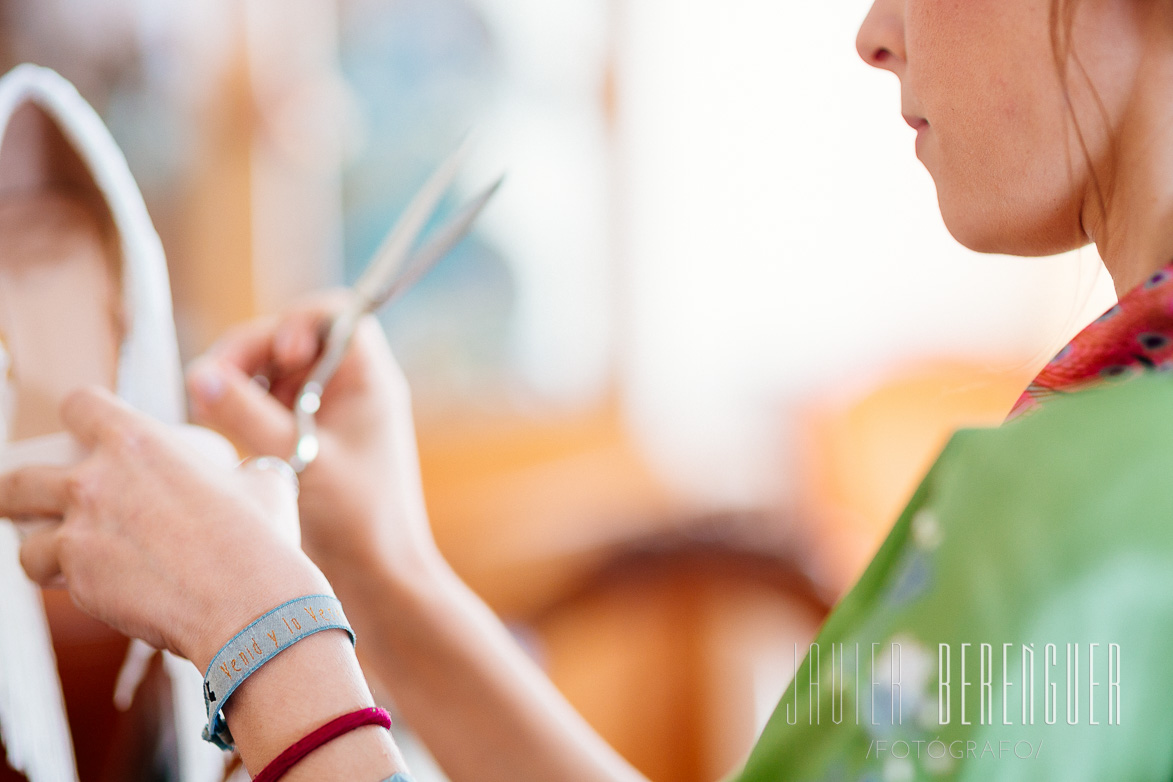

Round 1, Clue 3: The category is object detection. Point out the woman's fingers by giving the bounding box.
[187,358,297,457]
[197,294,352,407]
[203,316,280,374]
[206,292,348,376]
[60,386,144,449]
[19,524,63,585]
[272,307,330,373]
[0,464,71,519]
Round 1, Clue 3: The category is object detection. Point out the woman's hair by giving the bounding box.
[1050,0,1113,253]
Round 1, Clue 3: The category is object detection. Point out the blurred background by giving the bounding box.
[0,0,1117,780]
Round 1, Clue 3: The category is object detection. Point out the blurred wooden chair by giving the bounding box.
[417,403,831,782]
[528,516,829,782]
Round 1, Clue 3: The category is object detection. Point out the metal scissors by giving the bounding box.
[288,140,503,472]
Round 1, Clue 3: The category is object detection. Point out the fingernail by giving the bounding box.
[187,358,225,403]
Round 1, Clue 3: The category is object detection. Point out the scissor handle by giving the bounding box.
[288,302,364,472]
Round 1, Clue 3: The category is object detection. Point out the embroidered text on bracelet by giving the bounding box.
[202,595,355,750]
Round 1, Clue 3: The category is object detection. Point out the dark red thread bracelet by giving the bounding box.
[252,707,393,782]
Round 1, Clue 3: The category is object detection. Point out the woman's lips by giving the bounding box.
[902,114,928,131]
[902,115,930,156]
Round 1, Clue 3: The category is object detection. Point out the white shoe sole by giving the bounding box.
[0,64,225,782]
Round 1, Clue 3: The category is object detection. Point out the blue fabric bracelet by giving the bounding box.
[201,594,355,750]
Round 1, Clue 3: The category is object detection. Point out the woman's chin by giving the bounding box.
[938,197,1085,258]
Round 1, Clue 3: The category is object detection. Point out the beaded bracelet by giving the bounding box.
[202,595,355,750]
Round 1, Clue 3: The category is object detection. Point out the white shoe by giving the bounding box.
[0,64,224,782]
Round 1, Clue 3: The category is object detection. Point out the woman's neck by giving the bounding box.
[1086,15,1173,298]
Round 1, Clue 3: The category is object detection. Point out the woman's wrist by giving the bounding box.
[185,549,334,673]
[222,628,400,776]
[182,564,405,777]
[335,536,449,613]
[326,541,473,680]
[311,505,448,609]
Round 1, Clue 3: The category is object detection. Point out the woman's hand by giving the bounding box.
[0,386,330,672]
[185,293,440,595]
[187,297,650,782]
[0,386,408,779]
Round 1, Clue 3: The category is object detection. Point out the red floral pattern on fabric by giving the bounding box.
[1007,265,1173,421]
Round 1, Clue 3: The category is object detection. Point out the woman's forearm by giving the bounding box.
[336,554,648,782]
[221,630,406,780]
[184,305,647,780]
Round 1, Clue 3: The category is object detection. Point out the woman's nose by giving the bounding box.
[856,0,907,73]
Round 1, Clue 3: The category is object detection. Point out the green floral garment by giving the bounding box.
[731,374,1173,781]
[731,262,1173,781]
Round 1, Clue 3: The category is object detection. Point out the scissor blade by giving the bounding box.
[368,175,504,310]
[352,136,476,306]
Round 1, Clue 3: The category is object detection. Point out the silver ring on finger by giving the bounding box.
[236,455,300,499]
